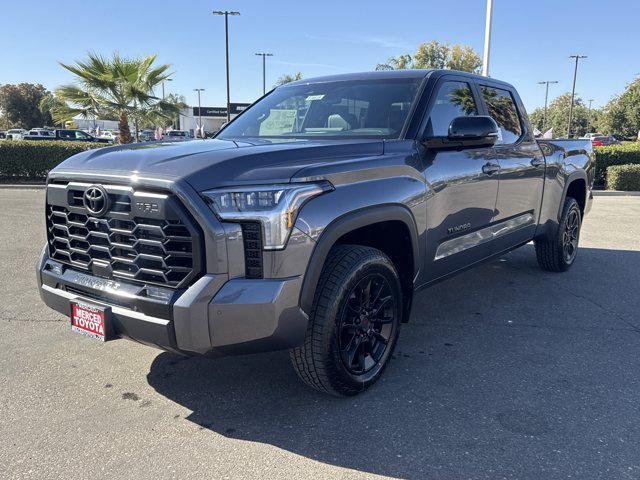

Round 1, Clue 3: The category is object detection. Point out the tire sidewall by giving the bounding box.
[323,254,402,391]
[558,198,582,268]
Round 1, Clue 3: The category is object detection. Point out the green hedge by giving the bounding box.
[0,140,105,182]
[607,164,640,191]
[594,142,640,185]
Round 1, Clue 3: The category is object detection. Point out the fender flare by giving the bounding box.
[299,204,420,315]
[557,170,588,222]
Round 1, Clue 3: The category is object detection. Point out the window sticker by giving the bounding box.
[259,109,297,135]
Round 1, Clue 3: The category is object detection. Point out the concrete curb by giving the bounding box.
[593,190,640,197]
[0,184,45,190]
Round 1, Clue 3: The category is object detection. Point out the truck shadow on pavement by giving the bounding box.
[147,245,640,479]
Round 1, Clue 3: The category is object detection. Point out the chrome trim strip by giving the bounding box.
[41,284,170,325]
[435,212,534,260]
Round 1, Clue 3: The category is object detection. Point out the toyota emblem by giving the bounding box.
[83,185,109,216]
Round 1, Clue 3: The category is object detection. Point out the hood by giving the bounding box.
[53,138,384,191]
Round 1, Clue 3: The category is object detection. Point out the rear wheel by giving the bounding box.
[290,245,402,396]
[535,197,582,272]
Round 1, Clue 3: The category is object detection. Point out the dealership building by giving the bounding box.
[179,103,251,133]
[71,102,251,135]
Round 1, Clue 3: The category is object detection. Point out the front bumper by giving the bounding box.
[37,250,308,356]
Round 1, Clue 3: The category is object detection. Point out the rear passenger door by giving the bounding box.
[478,84,545,251]
[419,76,500,282]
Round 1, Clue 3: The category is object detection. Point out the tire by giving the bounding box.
[534,197,582,272]
[290,245,402,396]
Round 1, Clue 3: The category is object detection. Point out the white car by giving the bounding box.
[580,132,603,140]
[5,128,28,140]
[98,131,118,141]
[25,129,54,139]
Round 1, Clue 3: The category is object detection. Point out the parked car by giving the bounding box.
[165,130,192,140]
[37,70,594,396]
[24,129,55,139]
[591,135,620,146]
[5,128,28,140]
[97,131,118,142]
[138,130,156,142]
[580,132,603,140]
[0,130,6,139]
[24,129,110,143]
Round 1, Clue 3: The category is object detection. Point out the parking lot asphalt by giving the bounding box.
[1,189,639,480]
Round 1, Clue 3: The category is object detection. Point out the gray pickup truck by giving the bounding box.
[37,70,594,396]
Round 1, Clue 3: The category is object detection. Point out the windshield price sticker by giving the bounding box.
[259,109,297,135]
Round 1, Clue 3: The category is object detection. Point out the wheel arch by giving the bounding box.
[299,205,419,320]
[558,170,588,222]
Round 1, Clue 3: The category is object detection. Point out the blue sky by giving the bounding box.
[1,0,638,113]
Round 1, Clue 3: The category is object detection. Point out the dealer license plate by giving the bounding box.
[70,301,111,341]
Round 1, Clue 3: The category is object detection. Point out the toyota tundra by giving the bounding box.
[37,70,594,396]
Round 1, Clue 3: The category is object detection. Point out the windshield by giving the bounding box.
[218,78,422,141]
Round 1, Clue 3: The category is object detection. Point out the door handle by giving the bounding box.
[482,162,500,175]
[530,158,545,167]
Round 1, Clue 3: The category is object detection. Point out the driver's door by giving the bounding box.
[419,76,500,282]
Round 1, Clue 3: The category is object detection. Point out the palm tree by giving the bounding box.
[53,53,179,143]
[135,93,187,130]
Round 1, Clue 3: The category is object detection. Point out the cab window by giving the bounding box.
[480,86,523,144]
[425,81,478,137]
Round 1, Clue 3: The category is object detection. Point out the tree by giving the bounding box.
[529,93,591,138]
[39,92,72,128]
[275,72,302,86]
[137,93,187,129]
[0,83,53,128]
[375,40,482,73]
[54,52,179,143]
[597,78,640,138]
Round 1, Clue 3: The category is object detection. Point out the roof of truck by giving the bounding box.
[284,69,514,89]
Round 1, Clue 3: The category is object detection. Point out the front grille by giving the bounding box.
[46,183,203,288]
[240,222,263,279]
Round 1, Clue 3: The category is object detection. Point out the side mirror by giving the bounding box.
[423,116,499,149]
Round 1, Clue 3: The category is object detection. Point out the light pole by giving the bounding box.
[537,80,558,130]
[194,88,205,137]
[588,98,594,132]
[213,10,240,123]
[161,78,173,99]
[255,52,273,95]
[481,0,494,77]
[567,54,587,138]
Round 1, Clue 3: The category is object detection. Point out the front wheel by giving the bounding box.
[290,245,402,396]
[535,197,582,272]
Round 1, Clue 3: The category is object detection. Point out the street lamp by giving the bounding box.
[212,10,240,123]
[588,98,595,132]
[567,54,587,138]
[537,80,558,130]
[481,0,494,77]
[255,52,273,95]
[161,78,173,99]
[194,88,205,137]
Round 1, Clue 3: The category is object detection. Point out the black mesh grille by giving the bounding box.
[46,186,202,289]
[240,222,263,279]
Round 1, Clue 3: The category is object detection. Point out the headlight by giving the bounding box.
[202,182,333,250]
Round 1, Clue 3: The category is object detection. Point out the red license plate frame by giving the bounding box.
[70,301,113,342]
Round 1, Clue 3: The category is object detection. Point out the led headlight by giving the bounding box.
[202,182,333,250]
